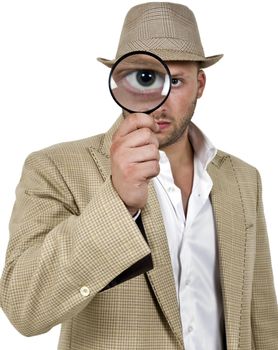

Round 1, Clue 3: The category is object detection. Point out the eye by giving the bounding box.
[125,70,165,91]
[136,71,156,87]
[171,78,182,87]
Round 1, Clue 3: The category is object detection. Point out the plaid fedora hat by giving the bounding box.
[97,2,223,68]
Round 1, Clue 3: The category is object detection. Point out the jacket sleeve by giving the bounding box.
[251,170,278,349]
[0,150,152,336]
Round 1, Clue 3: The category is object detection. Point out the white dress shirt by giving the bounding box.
[153,123,225,349]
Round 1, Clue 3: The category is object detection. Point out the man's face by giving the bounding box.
[149,61,206,149]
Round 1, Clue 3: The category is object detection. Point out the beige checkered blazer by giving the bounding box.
[1,116,277,349]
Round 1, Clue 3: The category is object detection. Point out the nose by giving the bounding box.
[151,103,167,119]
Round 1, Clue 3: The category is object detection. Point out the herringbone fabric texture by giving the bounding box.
[1,115,277,349]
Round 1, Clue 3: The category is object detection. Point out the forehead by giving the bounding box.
[166,61,199,75]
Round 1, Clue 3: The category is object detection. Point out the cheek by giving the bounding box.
[170,87,197,113]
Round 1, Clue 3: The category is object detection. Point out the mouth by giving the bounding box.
[155,120,171,131]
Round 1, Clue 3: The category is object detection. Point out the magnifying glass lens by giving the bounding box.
[109,52,171,113]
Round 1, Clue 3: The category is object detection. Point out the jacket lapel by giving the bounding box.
[208,152,248,350]
[142,184,184,348]
[89,115,184,348]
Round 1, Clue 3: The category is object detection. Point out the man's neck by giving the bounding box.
[161,129,194,171]
[160,130,194,214]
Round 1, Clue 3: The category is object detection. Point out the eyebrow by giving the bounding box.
[170,71,193,79]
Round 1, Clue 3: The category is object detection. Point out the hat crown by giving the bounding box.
[116,2,205,59]
[97,2,223,68]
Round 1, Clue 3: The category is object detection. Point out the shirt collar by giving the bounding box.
[159,122,217,170]
[188,122,217,170]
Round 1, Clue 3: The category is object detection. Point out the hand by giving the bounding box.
[110,113,160,215]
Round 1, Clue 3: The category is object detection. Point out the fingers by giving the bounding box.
[113,113,159,139]
[120,127,159,148]
[128,143,160,163]
[110,113,160,212]
[132,160,160,180]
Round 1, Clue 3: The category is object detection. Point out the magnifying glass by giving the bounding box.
[109,51,172,114]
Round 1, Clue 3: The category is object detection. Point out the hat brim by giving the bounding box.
[97,52,223,69]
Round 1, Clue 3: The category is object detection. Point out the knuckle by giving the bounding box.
[110,140,119,156]
[152,143,159,153]
[110,141,116,152]
[142,128,152,141]
[154,161,160,175]
[127,114,138,125]
[149,133,158,146]
[128,113,151,129]
[123,163,136,180]
[149,143,158,157]
[154,136,159,147]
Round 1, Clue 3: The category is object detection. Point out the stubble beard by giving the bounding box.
[122,97,198,149]
[157,98,197,149]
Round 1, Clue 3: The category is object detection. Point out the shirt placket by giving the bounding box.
[178,159,213,347]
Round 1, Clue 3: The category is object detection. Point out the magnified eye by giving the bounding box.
[125,70,164,91]
[109,52,172,113]
[136,71,155,87]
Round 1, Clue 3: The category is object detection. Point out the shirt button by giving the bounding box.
[167,186,175,192]
[80,286,90,297]
[185,279,191,286]
[188,325,193,333]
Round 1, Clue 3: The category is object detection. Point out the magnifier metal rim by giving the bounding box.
[108,50,172,114]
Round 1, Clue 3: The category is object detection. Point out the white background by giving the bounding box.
[0,0,277,348]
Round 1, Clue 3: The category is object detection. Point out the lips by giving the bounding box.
[156,120,171,130]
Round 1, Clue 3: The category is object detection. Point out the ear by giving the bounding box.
[197,69,206,98]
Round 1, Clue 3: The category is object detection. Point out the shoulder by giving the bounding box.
[215,149,259,176]
[213,149,261,197]
[19,133,108,184]
[213,150,262,216]
[40,133,105,156]
[25,133,105,163]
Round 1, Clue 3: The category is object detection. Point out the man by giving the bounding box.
[0,2,277,349]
